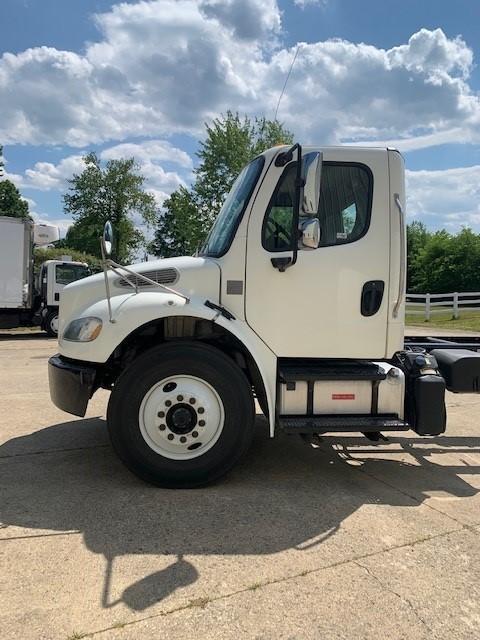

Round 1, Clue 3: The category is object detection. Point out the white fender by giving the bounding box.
[59,291,278,435]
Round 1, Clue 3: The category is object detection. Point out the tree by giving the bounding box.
[33,246,102,273]
[63,152,156,263]
[407,221,429,292]
[150,112,294,257]
[412,228,480,293]
[151,187,205,258]
[0,179,30,219]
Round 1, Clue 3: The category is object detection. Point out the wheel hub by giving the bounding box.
[139,374,225,460]
[167,403,197,434]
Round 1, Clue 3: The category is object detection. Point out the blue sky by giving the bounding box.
[1,0,480,234]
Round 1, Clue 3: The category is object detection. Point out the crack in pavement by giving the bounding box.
[58,523,470,640]
[0,530,82,542]
[346,456,480,534]
[353,560,437,637]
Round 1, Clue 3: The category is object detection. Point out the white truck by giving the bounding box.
[0,216,90,336]
[48,144,480,488]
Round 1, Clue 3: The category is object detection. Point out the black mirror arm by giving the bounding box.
[272,144,303,272]
[289,144,304,269]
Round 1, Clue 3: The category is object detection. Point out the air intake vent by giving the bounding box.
[116,268,179,288]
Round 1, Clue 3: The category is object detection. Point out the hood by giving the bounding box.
[60,256,221,321]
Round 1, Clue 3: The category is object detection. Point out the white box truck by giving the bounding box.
[48,144,480,487]
[0,216,90,335]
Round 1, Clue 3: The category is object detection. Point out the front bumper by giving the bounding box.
[48,354,98,417]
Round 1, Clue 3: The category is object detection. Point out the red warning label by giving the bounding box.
[332,393,355,400]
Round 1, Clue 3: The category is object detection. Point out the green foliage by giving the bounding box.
[151,187,205,258]
[411,228,480,293]
[33,247,102,272]
[0,179,30,219]
[407,224,480,293]
[63,152,156,263]
[406,220,429,291]
[150,112,294,257]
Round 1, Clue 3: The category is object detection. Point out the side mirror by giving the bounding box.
[299,218,320,249]
[102,221,113,257]
[301,152,322,216]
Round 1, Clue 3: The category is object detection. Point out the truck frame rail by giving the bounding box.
[404,335,480,352]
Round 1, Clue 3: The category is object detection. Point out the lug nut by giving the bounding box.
[157,411,165,418]
[159,424,166,431]
[180,436,187,443]
[177,395,184,401]
[165,400,172,407]
[189,397,196,404]
[167,433,174,441]
[192,431,198,438]
[198,407,205,414]
[198,420,205,427]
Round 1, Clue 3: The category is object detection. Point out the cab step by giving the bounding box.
[279,361,386,382]
[278,414,409,434]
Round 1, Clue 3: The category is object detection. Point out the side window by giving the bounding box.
[318,164,372,246]
[262,162,372,252]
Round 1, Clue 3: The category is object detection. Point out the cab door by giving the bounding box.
[244,147,391,359]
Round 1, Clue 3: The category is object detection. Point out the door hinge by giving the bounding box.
[205,300,235,321]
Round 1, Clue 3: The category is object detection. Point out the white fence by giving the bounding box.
[406,292,480,320]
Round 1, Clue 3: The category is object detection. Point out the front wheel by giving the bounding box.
[45,309,59,337]
[107,342,256,488]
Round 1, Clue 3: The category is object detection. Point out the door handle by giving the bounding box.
[361,281,385,316]
[393,193,406,318]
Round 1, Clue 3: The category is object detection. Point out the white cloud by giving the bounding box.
[199,0,281,40]
[347,128,469,153]
[407,165,480,231]
[23,155,86,191]
[0,1,478,150]
[294,0,327,8]
[100,139,193,169]
[268,29,479,145]
[7,139,190,207]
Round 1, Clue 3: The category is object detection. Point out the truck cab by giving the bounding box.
[37,260,90,336]
[48,144,473,488]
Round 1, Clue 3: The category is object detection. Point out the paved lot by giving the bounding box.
[1,331,480,640]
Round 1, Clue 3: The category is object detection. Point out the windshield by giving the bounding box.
[200,155,265,257]
[55,264,90,285]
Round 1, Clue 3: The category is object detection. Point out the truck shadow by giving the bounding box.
[1,417,479,612]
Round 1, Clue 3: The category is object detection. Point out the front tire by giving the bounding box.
[45,309,59,337]
[107,342,256,488]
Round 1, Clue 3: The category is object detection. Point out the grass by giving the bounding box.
[405,310,480,332]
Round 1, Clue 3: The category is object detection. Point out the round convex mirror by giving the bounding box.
[103,221,113,256]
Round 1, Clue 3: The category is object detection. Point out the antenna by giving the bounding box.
[274,44,302,122]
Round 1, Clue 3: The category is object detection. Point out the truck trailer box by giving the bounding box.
[0,216,32,309]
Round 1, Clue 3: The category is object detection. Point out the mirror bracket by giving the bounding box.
[271,257,293,272]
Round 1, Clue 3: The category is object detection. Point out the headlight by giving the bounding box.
[63,317,103,342]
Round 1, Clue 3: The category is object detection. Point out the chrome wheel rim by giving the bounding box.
[50,315,59,334]
[139,375,225,460]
